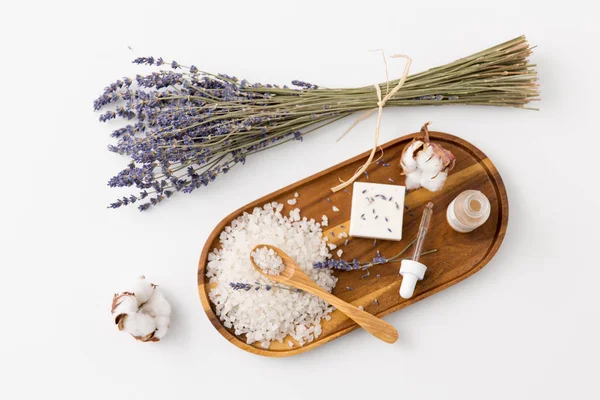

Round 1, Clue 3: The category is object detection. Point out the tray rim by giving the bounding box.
[197,131,509,357]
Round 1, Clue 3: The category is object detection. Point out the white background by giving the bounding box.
[2,1,599,399]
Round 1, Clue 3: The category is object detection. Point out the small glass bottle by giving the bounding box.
[446,190,491,233]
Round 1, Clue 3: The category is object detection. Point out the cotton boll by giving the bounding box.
[416,148,444,173]
[153,315,171,340]
[122,312,157,339]
[141,288,171,318]
[400,139,423,172]
[420,170,447,192]
[111,277,172,342]
[405,171,422,190]
[415,145,433,165]
[131,276,155,305]
[111,293,138,317]
[399,123,455,192]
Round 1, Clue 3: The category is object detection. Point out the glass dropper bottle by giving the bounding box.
[412,202,433,263]
[399,202,433,299]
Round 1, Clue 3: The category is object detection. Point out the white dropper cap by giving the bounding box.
[399,260,427,299]
[399,202,433,299]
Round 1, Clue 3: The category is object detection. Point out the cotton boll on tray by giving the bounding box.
[206,202,337,348]
[401,122,455,192]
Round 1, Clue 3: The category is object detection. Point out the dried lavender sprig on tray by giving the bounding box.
[313,239,437,271]
[95,36,538,211]
[229,282,301,292]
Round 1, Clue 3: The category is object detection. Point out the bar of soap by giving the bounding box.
[349,182,406,241]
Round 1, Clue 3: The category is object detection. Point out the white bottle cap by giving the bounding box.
[399,260,427,299]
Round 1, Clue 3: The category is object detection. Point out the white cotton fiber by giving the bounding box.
[416,146,444,173]
[420,170,447,192]
[141,288,171,318]
[400,140,423,172]
[405,171,421,190]
[122,312,157,338]
[131,277,155,305]
[401,138,453,193]
[112,294,138,316]
[111,276,172,342]
[206,202,337,348]
[153,315,171,340]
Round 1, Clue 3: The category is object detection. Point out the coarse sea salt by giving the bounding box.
[206,202,337,348]
[251,246,284,275]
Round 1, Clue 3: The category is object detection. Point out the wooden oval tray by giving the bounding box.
[198,131,508,357]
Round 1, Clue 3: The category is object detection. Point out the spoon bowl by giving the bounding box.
[250,244,398,344]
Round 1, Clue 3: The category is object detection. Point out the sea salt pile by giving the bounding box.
[251,246,285,275]
[206,202,337,348]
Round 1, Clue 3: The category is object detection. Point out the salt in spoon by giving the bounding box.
[250,244,398,344]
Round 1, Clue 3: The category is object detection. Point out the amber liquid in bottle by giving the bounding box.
[446,190,491,233]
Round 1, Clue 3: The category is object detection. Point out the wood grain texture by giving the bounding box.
[249,244,399,344]
[197,131,509,357]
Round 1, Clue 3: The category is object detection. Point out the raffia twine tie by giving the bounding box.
[331,54,412,193]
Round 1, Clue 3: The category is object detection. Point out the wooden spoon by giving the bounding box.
[249,244,398,344]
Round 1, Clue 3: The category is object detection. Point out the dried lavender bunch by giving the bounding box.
[95,36,538,211]
[314,239,437,271]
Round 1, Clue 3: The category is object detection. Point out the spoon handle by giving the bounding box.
[292,278,398,344]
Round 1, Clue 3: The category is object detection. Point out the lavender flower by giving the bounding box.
[95,58,344,211]
[229,282,297,292]
[314,258,361,271]
[314,238,435,271]
[133,57,155,65]
[313,253,387,271]
[229,282,252,291]
[291,80,318,90]
[95,37,538,211]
